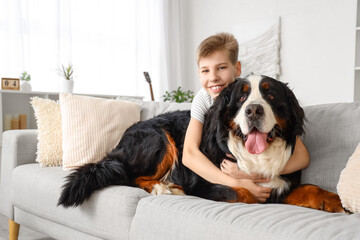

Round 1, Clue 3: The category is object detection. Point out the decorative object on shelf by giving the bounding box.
[11,116,19,130]
[4,114,12,131]
[1,78,20,90]
[4,114,28,131]
[19,114,27,129]
[162,86,194,103]
[19,71,32,92]
[57,62,74,93]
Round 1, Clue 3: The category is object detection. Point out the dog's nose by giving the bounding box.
[245,104,264,120]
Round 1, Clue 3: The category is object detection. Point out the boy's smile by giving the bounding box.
[198,50,241,98]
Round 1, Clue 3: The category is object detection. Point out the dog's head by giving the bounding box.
[205,75,304,157]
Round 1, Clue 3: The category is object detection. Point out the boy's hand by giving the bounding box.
[236,179,272,203]
[221,155,272,202]
[221,159,270,182]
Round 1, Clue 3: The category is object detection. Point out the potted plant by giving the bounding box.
[19,71,32,92]
[57,62,74,93]
[162,86,194,103]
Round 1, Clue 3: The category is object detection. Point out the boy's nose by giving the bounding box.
[209,71,219,82]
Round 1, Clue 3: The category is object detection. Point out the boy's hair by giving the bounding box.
[196,32,239,65]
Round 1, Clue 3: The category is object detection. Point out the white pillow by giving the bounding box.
[30,97,63,167]
[60,93,140,170]
[337,142,360,213]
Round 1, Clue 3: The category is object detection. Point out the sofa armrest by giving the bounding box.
[0,130,38,219]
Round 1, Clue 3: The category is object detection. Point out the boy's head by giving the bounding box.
[197,32,239,66]
[197,32,241,98]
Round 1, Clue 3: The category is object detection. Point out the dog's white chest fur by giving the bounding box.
[227,133,292,195]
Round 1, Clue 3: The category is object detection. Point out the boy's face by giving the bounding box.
[198,50,241,99]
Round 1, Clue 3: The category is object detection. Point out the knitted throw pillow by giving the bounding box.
[31,97,63,167]
[337,142,360,213]
[60,93,140,170]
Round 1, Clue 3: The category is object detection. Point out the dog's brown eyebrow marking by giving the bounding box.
[243,84,250,92]
[261,82,269,89]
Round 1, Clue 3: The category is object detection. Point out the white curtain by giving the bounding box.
[0,0,183,100]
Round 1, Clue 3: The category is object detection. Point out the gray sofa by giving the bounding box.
[1,101,360,240]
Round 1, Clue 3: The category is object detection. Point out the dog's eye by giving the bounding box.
[240,96,246,101]
[267,94,274,100]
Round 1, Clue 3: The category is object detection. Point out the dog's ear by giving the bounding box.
[286,86,305,136]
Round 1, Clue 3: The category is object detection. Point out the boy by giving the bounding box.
[182,32,309,203]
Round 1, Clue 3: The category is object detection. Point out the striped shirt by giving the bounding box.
[191,88,214,124]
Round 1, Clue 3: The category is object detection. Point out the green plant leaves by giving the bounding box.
[20,71,31,81]
[162,86,194,103]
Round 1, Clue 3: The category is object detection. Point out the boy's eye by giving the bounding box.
[201,70,209,73]
[219,66,226,70]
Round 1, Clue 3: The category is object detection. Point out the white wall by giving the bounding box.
[180,0,357,106]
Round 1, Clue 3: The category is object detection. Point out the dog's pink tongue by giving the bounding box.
[245,130,267,154]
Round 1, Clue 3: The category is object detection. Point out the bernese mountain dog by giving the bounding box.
[58,75,344,213]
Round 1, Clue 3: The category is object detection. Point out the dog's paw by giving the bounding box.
[151,183,173,195]
[167,182,185,195]
[150,182,185,195]
[285,185,345,213]
[318,195,345,213]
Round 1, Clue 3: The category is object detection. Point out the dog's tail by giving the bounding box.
[58,156,129,208]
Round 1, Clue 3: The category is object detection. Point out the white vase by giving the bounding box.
[59,79,74,93]
[20,81,32,92]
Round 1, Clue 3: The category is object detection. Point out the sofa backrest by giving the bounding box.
[302,102,360,193]
[140,101,191,121]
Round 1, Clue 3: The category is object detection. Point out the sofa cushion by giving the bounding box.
[337,141,360,213]
[130,195,360,240]
[11,164,149,240]
[60,93,141,170]
[30,97,62,167]
[302,102,360,193]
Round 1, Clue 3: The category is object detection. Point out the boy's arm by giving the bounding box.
[182,117,272,202]
[280,137,310,175]
[182,118,238,187]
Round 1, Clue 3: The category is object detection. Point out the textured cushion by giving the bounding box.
[337,142,360,213]
[131,195,360,240]
[30,97,62,167]
[301,102,360,193]
[60,93,140,170]
[11,164,149,240]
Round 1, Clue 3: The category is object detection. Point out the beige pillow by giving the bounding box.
[60,93,140,170]
[337,142,360,213]
[30,97,63,167]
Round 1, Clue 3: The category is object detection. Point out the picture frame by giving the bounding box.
[1,78,20,90]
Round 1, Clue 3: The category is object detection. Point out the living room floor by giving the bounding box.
[0,213,53,240]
